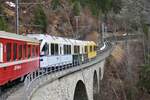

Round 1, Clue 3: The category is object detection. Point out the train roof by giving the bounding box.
[45,35,72,44]
[59,37,72,45]
[27,34,96,46]
[28,34,72,45]
[0,31,39,43]
[90,41,96,45]
[27,34,45,41]
[86,41,96,45]
[76,40,85,45]
[81,40,88,45]
[68,39,88,46]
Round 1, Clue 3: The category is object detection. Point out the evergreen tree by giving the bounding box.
[0,17,8,31]
[51,0,61,10]
[139,63,150,93]
[72,1,81,16]
[33,5,48,33]
[0,4,8,31]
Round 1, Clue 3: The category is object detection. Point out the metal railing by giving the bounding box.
[23,41,113,100]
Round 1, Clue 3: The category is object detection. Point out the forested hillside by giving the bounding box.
[0,0,150,99]
[0,0,122,37]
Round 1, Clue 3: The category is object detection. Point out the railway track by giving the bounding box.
[0,80,24,100]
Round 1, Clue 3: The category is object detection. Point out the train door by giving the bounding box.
[0,43,3,62]
[40,43,49,68]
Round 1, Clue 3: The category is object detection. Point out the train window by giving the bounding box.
[67,45,70,54]
[65,45,67,54]
[36,46,38,56]
[24,45,26,58]
[28,45,31,58]
[94,46,96,51]
[70,45,72,54]
[65,45,68,55]
[68,45,71,54]
[46,44,49,55]
[78,46,80,53]
[55,44,58,55]
[74,45,79,54]
[32,46,35,57]
[74,46,77,54]
[64,45,67,55]
[66,45,68,54]
[49,44,51,55]
[73,46,76,53]
[0,43,3,62]
[42,43,49,56]
[33,46,37,57]
[67,45,69,54]
[6,43,11,61]
[60,47,62,55]
[74,46,76,54]
[51,43,55,55]
[85,46,87,53]
[90,46,92,52]
[51,44,55,55]
[33,46,36,57]
[13,43,17,60]
[67,45,68,54]
[19,45,22,59]
[82,47,84,53]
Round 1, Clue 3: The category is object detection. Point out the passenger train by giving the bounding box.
[0,31,97,89]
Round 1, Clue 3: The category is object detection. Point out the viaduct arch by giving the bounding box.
[73,80,88,100]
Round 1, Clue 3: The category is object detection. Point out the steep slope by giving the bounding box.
[99,40,150,100]
[0,0,99,39]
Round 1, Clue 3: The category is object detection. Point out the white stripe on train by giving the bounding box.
[0,57,39,68]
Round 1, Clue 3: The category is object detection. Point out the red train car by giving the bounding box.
[0,31,40,86]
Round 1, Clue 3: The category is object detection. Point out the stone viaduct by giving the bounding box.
[26,35,140,100]
[25,46,113,100]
